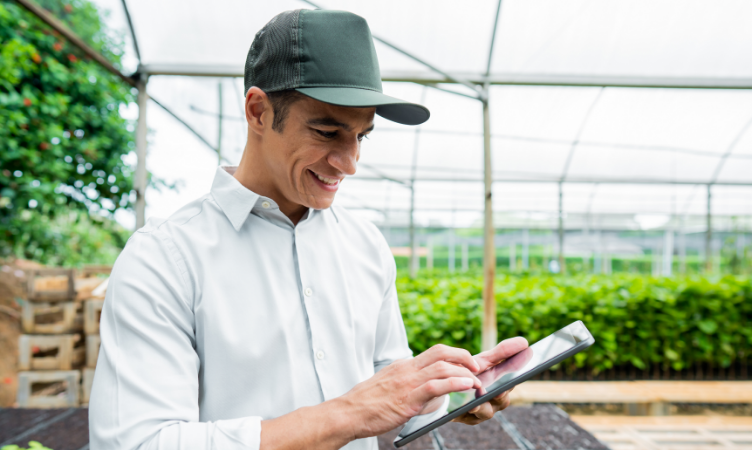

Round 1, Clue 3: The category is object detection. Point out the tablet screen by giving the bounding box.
[397,322,590,439]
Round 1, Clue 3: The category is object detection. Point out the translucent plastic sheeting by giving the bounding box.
[83,0,752,229]
[106,0,752,80]
[492,0,752,79]
[140,77,752,227]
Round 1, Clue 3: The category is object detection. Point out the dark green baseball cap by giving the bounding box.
[244,9,430,126]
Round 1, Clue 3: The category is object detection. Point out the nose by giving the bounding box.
[328,138,359,176]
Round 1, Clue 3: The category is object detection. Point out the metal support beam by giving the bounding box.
[558,182,565,273]
[137,64,752,90]
[427,238,433,270]
[680,217,687,275]
[351,174,752,186]
[509,241,516,271]
[15,0,137,87]
[706,185,712,273]
[481,95,497,351]
[408,186,418,278]
[217,81,223,164]
[662,228,674,276]
[120,0,142,63]
[408,88,427,278]
[135,76,149,229]
[448,230,456,273]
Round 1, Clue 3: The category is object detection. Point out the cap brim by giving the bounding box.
[295,87,430,126]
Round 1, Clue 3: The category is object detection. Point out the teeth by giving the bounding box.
[314,172,339,186]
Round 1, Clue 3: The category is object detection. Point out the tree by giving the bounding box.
[0,0,135,265]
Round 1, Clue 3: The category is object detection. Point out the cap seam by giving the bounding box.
[298,10,305,87]
[293,9,301,88]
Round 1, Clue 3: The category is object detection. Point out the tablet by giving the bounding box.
[393,321,595,448]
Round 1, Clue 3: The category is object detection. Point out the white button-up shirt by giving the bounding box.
[90,166,443,450]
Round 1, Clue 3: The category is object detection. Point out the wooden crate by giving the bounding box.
[26,268,76,302]
[18,334,85,371]
[75,277,108,301]
[86,334,100,368]
[84,299,104,335]
[81,367,95,405]
[17,370,80,408]
[21,301,83,334]
[80,265,112,278]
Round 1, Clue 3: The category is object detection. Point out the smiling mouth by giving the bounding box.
[309,170,341,187]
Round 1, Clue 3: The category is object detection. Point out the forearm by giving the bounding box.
[260,397,356,450]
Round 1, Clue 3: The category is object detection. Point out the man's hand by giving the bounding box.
[451,336,529,425]
[337,344,483,440]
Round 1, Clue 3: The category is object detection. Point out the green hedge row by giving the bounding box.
[396,272,752,374]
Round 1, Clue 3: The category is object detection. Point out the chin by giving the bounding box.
[305,196,335,211]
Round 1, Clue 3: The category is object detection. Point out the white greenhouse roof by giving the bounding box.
[89,0,752,229]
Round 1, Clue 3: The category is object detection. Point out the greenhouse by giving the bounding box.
[2,1,752,448]
[71,0,752,279]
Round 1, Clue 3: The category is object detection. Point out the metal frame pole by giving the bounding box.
[680,216,687,275]
[408,87,428,278]
[448,229,456,273]
[409,184,418,277]
[480,0,503,352]
[217,81,223,164]
[135,76,149,229]
[427,237,434,270]
[481,95,497,351]
[558,181,565,273]
[509,240,516,271]
[706,184,712,273]
[662,228,674,276]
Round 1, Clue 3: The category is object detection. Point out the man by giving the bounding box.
[90,9,528,450]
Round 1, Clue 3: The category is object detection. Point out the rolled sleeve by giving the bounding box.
[89,226,262,450]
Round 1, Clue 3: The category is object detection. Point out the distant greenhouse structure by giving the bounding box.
[22,0,752,348]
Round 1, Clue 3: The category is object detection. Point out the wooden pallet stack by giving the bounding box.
[17,266,109,408]
[81,267,108,405]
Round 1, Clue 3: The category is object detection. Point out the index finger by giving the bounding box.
[414,344,480,373]
[474,336,529,372]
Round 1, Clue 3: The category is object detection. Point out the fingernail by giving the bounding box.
[461,377,474,388]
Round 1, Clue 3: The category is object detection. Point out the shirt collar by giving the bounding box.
[210,166,318,231]
[210,166,260,231]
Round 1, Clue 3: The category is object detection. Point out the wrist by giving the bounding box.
[321,395,360,443]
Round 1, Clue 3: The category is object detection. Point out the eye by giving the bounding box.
[315,129,337,139]
[357,133,370,142]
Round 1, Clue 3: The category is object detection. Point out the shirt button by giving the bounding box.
[304,287,313,297]
[316,350,325,360]
[261,201,271,209]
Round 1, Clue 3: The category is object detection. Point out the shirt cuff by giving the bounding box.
[212,416,262,449]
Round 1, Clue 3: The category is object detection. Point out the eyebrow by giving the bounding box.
[307,117,375,134]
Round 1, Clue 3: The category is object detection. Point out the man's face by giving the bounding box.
[261,96,375,211]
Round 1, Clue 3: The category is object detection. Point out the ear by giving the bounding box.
[245,86,272,136]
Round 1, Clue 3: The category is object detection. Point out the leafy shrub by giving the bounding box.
[0,0,135,263]
[397,272,752,374]
[1,442,53,450]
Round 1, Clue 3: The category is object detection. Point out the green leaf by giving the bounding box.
[698,320,718,334]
